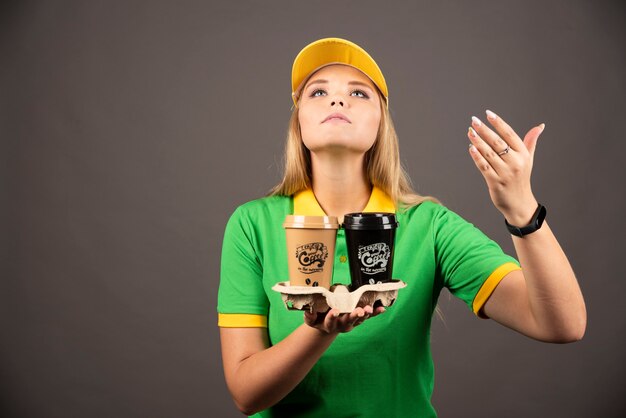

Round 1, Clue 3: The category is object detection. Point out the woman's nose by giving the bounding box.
[330,99,344,107]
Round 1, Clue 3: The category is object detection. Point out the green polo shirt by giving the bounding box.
[218,187,520,417]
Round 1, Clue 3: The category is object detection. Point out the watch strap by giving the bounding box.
[505,204,547,237]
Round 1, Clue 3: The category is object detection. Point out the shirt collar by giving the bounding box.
[293,186,396,215]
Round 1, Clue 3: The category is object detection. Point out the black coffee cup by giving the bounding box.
[343,213,398,289]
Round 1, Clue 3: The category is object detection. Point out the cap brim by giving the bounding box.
[291,38,388,106]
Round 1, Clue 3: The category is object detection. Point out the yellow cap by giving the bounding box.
[291,37,388,107]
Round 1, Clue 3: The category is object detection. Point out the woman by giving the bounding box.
[217,37,586,417]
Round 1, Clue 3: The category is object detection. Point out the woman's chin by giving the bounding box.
[304,139,376,156]
[309,145,371,157]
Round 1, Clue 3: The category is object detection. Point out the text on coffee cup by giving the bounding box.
[295,242,328,274]
[357,242,390,275]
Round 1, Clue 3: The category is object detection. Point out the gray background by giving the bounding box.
[2,1,624,417]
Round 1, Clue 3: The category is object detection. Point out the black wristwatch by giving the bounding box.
[505,204,547,237]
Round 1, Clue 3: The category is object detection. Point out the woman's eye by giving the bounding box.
[310,89,326,97]
[351,90,369,98]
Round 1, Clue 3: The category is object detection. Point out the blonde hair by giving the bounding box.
[269,93,439,211]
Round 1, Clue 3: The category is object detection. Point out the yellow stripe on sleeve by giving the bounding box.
[472,262,522,318]
[218,313,268,328]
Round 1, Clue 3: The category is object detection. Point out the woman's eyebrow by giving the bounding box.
[305,79,374,90]
[306,79,328,88]
[347,80,373,89]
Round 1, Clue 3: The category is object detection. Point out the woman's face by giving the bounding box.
[297,64,382,155]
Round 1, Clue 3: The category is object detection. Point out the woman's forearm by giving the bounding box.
[220,305,378,415]
[221,306,377,415]
[512,221,586,341]
[224,324,337,415]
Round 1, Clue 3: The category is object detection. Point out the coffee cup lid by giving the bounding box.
[342,212,398,230]
[283,215,340,229]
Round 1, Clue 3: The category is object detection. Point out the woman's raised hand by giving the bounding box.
[304,305,386,335]
[467,110,545,226]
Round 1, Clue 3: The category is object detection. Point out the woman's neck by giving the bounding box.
[310,152,371,221]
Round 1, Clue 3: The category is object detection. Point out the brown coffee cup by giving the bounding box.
[283,215,339,288]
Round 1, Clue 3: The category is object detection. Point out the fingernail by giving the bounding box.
[333,311,339,318]
[539,123,545,132]
[471,116,482,127]
[468,127,476,138]
[486,109,497,121]
[469,144,477,153]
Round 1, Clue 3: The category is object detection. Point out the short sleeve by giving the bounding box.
[217,206,269,327]
[433,206,521,317]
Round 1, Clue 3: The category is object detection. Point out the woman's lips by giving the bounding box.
[322,113,351,123]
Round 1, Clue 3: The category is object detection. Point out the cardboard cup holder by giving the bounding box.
[272,280,407,313]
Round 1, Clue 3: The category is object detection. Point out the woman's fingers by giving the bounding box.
[522,123,545,159]
[482,110,525,152]
[469,118,515,176]
[304,309,328,327]
[322,309,340,330]
[344,305,382,327]
[372,306,386,316]
[468,127,501,180]
[466,109,546,219]
[303,309,316,325]
[471,115,514,158]
[346,307,366,327]
[311,305,385,333]
[467,110,545,179]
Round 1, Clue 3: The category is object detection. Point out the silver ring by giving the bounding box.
[497,145,510,156]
